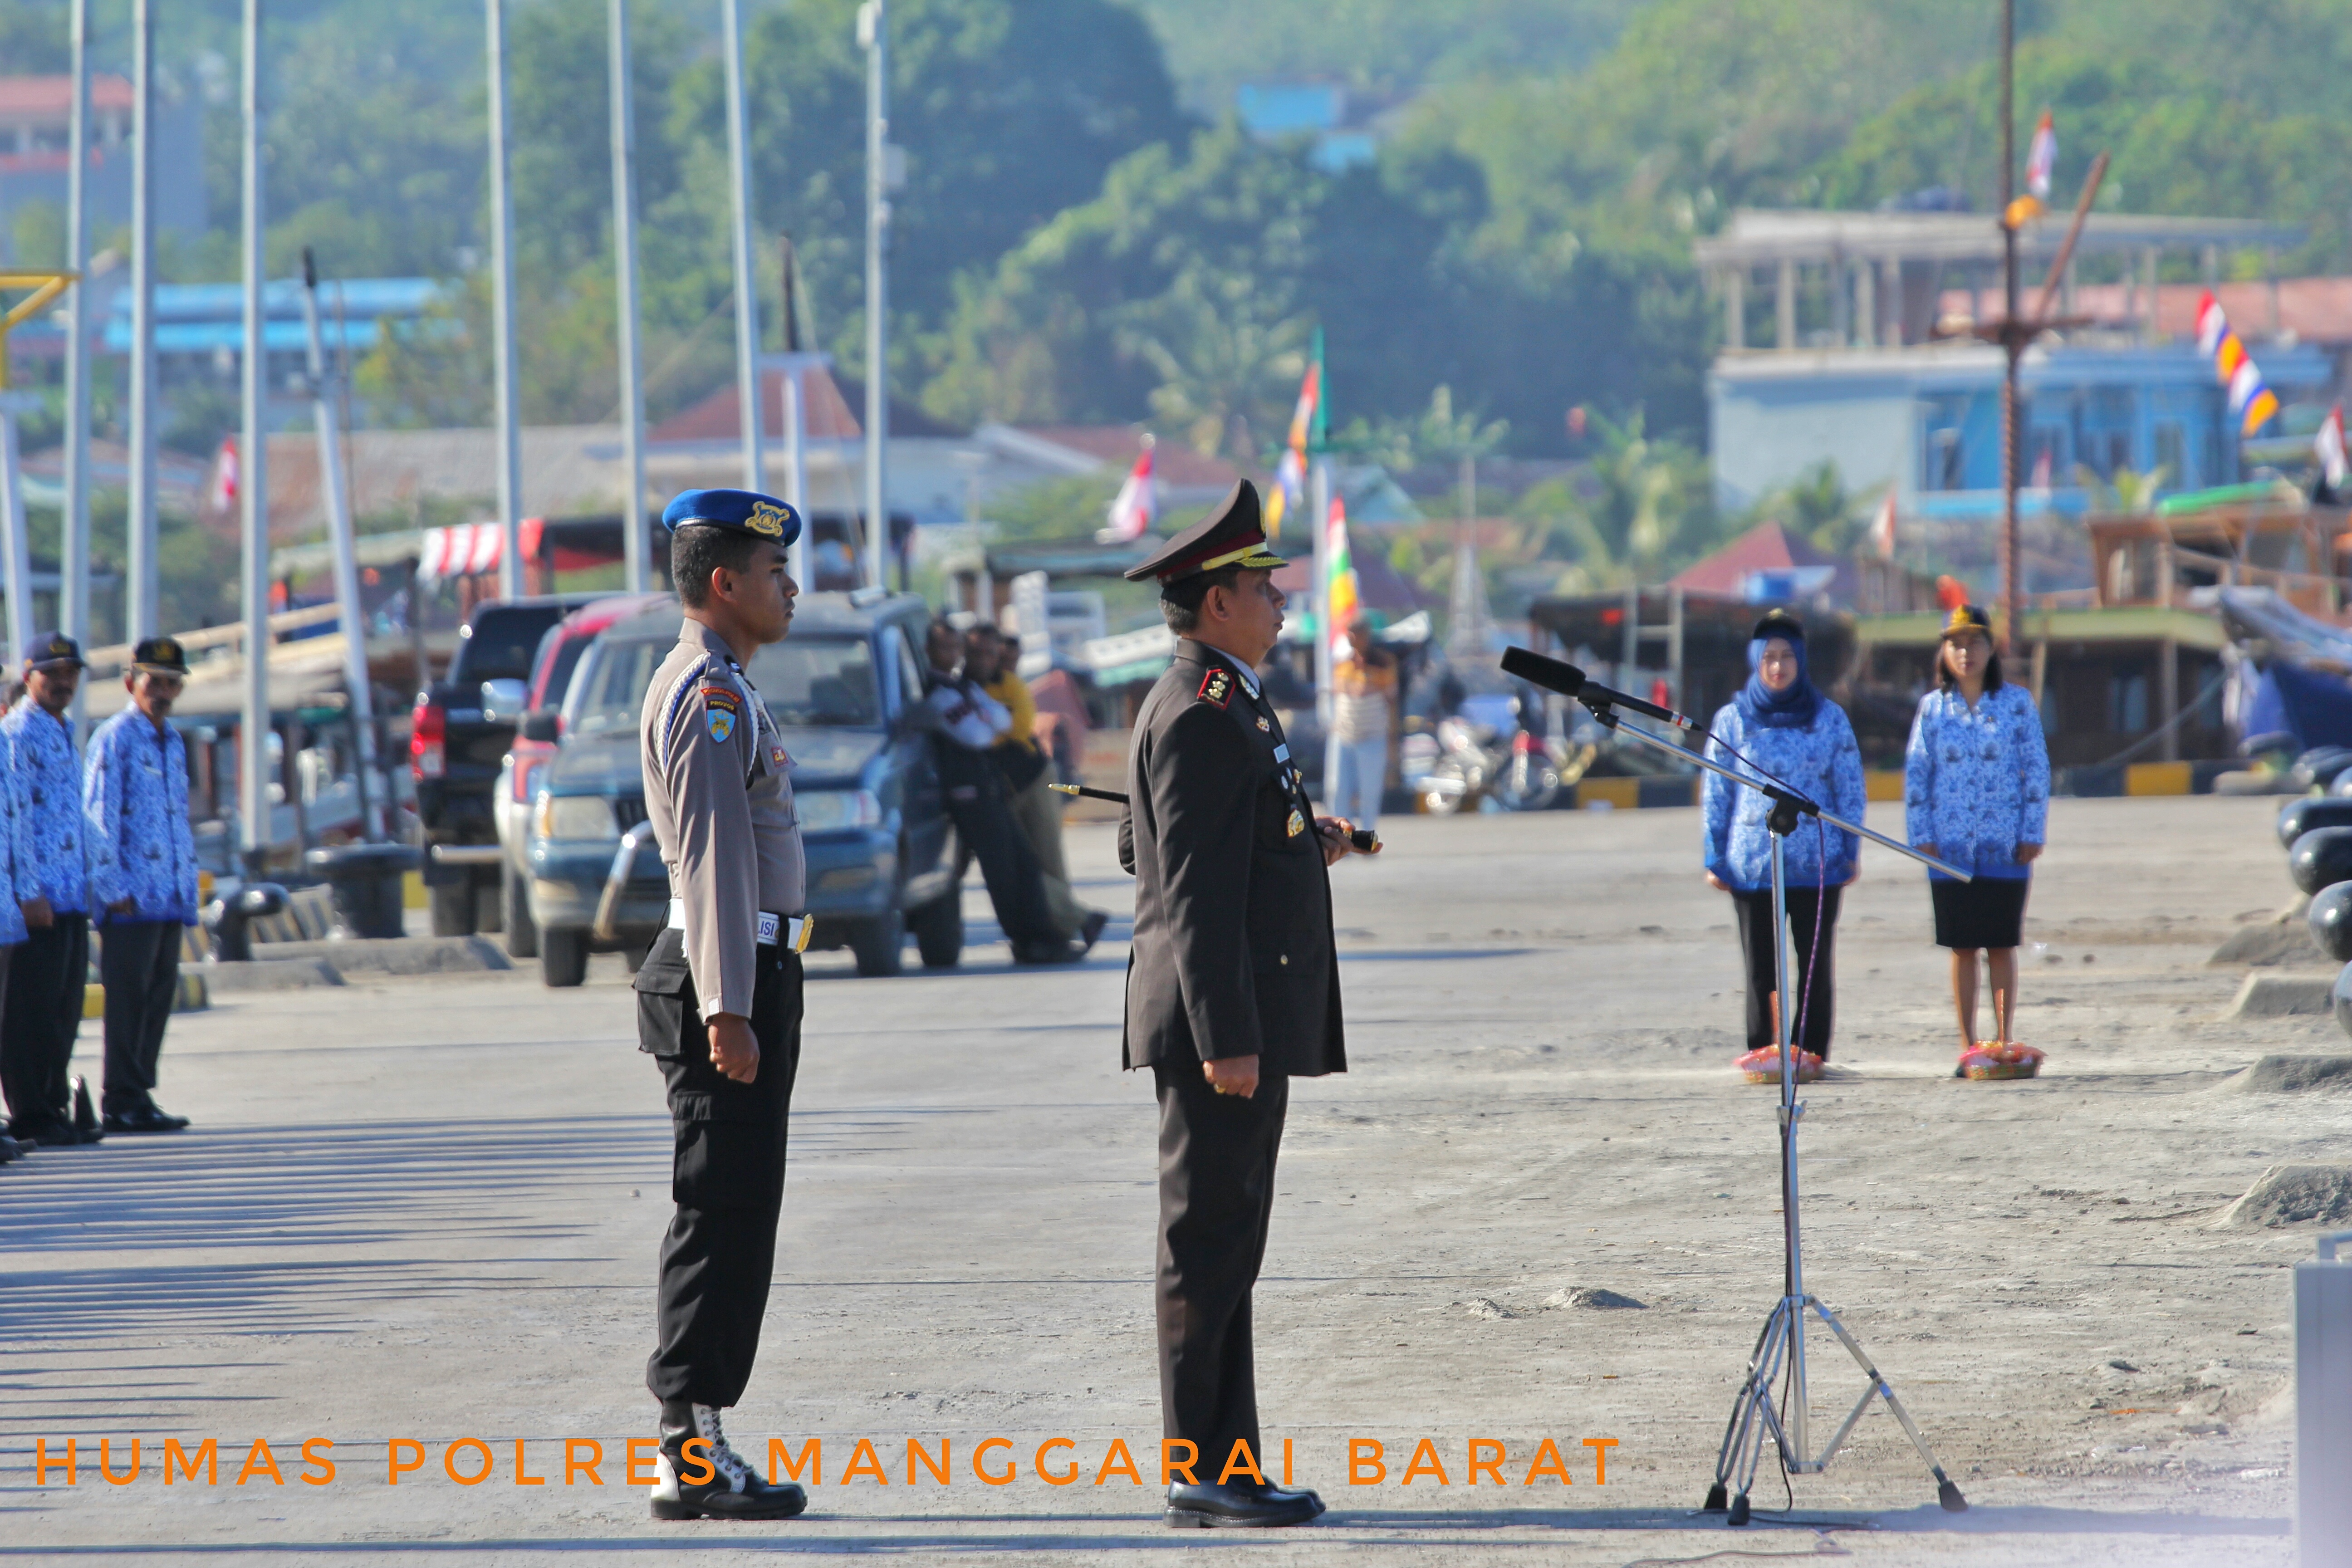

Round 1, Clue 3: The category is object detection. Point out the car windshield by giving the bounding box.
[454,605,565,685]
[746,639,880,728]
[565,635,879,738]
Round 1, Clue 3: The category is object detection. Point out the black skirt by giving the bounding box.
[1930,876,2030,950]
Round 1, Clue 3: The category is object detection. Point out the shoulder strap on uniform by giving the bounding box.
[655,654,716,771]
[1196,664,1235,710]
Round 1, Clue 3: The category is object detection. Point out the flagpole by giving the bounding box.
[1999,0,2021,655]
[610,0,650,595]
[487,0,525,601]
[61,0,92,728]
[239,0,270,876]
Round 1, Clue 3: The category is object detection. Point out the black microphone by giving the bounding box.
[1499,647,1707,733]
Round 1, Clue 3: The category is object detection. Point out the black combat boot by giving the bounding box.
[650,1400,808,1521]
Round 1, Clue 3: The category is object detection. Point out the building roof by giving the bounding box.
[0,75,135,120]
[1695,208,2304,270]
[650,361,962,443]
[1668,520,1857,603]
[1938,275,2352,346]
[984,425,1246,492]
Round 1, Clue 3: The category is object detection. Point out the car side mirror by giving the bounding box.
[518,710,560,744]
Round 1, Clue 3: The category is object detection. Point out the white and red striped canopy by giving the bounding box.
[417,519,545,581]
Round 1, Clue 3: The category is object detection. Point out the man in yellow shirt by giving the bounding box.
[963,624,1107,950]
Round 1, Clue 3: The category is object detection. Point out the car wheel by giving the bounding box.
[541,927,589,987]
[502,863,538,959]
[429,879,476,936]
[908,893,963,969]
[849,908,906,978]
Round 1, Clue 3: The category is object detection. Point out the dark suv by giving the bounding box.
[524,592,963,984]
[412,593,613,936]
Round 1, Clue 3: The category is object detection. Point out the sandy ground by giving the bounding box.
[0,794,2339,1566]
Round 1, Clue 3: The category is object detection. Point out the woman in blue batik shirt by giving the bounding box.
[1904,604,2050,1063]
[1702,611,1867,1062]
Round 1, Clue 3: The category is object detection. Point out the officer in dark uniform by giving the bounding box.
[1118,480,1373,1529]
[632,487,813,1522]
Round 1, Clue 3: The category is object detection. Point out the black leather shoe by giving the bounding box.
[14,1119,78,1148]
[1165,1480,1324,1528]
[1013,937,1083,965]
[105,1106,189,1134]
[650,1402,808,1522]
[1079,910,1109,953]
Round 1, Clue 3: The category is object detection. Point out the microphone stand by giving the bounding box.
[1577,701,1971,1526]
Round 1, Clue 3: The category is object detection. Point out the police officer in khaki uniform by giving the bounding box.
[1118,481,1374,1529]
[633,487,812,1522]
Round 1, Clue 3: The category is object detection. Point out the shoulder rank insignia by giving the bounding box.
[1197,667,1234,708]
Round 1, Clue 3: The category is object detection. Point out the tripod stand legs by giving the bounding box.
[1702,1293,1968,1524]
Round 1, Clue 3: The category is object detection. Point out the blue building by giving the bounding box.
[1694,208,2327,521]
[1709,338,2333,519]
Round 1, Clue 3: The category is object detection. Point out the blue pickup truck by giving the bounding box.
[523,592,965,984]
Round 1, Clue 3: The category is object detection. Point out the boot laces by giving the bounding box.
[693,1405,755,1490]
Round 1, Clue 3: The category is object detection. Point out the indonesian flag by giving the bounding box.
[1868,488,1896,561]
[2196,291,2282,437]
[1263,362,1320,541]
[209,436,238,513]
[2319,403,2347,490]
[1097,433,1155,544]
[2026,110,2056,201]
[1324,495,1360,655]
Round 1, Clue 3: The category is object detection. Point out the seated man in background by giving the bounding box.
[921,621,1078,965]
[962,624,1106,952]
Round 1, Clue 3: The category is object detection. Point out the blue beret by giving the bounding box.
[661,487,802,545]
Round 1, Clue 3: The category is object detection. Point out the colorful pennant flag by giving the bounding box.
[1097,434,1156,544]
[2026,109,2056,201]
[1264,359,1320,541]
[1867,488,1896,562]
[1324,494,1360,654]
[2196,292,2282,438]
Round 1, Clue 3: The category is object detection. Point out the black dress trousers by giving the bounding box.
[1,914,88,1130]
[634,926,803,1409]
[100,919,184,1115]
[1153,1060,1290,1476]
[1732,884,1842,1058]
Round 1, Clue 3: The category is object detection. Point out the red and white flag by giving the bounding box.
[2026,109,2056,201]
[1868,488,1896,561]
[2319,404,2347,490]
[209,436,238,513]
[1097,434,1155,544]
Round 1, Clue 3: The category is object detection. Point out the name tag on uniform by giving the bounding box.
[757,911,780,945]
[1273,743,1290,763]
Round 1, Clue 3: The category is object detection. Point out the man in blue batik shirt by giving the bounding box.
[86,637,200,1134]
[1,633,97,1147]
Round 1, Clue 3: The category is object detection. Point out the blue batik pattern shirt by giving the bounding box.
[4,699,88,915]
[1903,684,2050,881]
[1701,699,1867,892]
[0,743,27,946]
[85,708,201,927]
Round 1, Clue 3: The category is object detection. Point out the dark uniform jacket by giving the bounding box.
[1119,640,1345,1078]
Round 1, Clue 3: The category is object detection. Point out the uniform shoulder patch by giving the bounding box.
[701,681,742,744]
[1196,666,1234,709]
[700,683,741,712]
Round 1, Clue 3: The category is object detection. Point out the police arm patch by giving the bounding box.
[1196,667,1234,709]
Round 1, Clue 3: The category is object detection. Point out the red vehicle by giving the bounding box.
[491,593,670,956]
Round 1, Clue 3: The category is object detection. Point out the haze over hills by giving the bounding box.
[5,0,2348,475]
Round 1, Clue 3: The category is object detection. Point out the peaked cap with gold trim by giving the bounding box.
[1122,480,1284,588]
